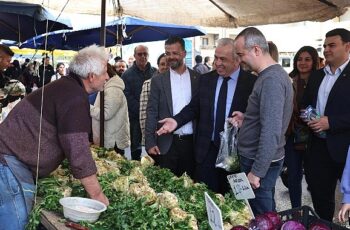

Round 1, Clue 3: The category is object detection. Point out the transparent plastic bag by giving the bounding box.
[215,121,240,172]
[300,105,326,138]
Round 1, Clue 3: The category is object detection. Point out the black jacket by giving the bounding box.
[302,63,350,163]
[174,69,256,163]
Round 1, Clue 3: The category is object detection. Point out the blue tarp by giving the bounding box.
[0,1,72,43]
[20,16,206,51]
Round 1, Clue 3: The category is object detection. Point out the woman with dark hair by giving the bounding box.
[284,46,319,208]
[51,62,65,82]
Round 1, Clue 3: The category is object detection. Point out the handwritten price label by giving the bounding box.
[205,192,224,230]
[227,173,255,200]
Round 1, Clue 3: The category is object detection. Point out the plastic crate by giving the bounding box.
[278,206,348,230]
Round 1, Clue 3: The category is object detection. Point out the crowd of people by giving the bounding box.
[0,26,350,228]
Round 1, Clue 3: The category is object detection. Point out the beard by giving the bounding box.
[117,70,124,76]
[168,59,183,70]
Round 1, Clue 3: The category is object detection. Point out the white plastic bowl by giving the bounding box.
[59,197,107,223]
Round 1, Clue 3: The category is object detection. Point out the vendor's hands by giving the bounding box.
[148,146,161,155]
[247,172,261,189]
[91,190,109,206]
[156,118,177,135]
[308,116,329,134]
[80,174,109,206]
[338,203,350,223]
[228,111,244,128]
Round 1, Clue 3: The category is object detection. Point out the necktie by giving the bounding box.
[214,77,230,146]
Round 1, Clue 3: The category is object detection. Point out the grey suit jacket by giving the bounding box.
[145,68,199,154]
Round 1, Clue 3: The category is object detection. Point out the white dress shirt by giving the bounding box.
[170,68,193,135]
[317,58,349,116]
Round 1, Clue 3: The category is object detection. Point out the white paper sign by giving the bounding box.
[204,192,224,230]
[227,172,255,200]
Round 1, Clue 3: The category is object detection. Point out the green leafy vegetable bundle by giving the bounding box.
[26,147,251,230]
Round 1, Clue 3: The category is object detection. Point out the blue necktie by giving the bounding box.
[214,77,230,146]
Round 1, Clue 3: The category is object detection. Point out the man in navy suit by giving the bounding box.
[156,38,256,194]
[302,28,350,221]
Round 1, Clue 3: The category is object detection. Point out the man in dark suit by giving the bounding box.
[145,37,199,178]
[156,38,256,194]
[302,28,350,221]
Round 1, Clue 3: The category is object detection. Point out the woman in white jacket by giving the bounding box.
[90,63,130,154]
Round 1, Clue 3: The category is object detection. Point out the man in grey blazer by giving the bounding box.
[145,37,199,178]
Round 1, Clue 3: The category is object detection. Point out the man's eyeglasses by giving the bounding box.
[136,52,149,57]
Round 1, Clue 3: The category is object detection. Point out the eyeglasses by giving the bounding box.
[136,52,149,57]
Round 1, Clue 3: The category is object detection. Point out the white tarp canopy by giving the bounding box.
[2,0,350,27]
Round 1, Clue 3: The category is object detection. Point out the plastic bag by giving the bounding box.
[215,121,240,172]
[300,105,326,138]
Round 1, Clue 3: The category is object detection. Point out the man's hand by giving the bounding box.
[338,203,350,223]
[308,116,329,134]
[148,146,161,155]
[80,174,109,206]
[247,172,261,189]
[90,190,109,206]
[228,111,244,128]
[156,118,178,135]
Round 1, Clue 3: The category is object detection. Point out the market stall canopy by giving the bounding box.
[0,1,72,43]
[2,0,350,27]
[20,16,205,51]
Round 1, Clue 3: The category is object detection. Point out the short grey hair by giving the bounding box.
[69,44,109,79]
[216,38,239,60]
[236,27,269,54]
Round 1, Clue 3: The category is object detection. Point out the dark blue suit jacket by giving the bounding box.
[174,69,256,164]
[302,62,350,163]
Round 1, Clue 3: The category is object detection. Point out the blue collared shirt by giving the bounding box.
[212,67,240,140]
[341,146,350,203]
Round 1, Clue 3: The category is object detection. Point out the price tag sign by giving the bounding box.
[227,172,255,200]
[204,192,224,230]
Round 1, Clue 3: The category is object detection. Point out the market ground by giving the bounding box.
[125,148,349,228]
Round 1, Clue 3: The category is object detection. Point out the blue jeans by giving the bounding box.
[0,163,30,230]
[240,155,283,215]
[284,135,303,208]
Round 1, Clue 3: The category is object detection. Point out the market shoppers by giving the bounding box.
[140,53,168,146]
[51,62,66,82]
[231,27,293,215]
[38,56,55,87]
[0,44,110,230]
[284,46,319,208]
[155,38,256,194]
[302,28,350,221]
[122,45,157,160]
[91,63,130,155]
